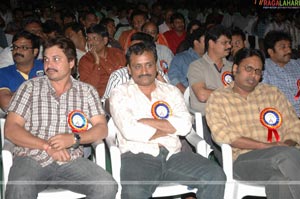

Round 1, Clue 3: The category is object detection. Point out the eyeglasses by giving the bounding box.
[11,45,33,51]
[144,30,157,35]
[231,40,243,46]
[86,36,102,42]
[216,40,231,46]
[243,65,263,76]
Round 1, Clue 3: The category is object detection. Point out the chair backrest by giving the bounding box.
[106,119,122,199]
[1,118,5,147]
[183,87,190,108]
[183,87,196,114]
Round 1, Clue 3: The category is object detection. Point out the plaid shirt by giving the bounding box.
[206,83,300,160]
[263,58,300,117]
[8,76,104,167]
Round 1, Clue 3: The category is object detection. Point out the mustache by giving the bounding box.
[13,53,24,58]
[46,68,58,72]
[138,74,151,78]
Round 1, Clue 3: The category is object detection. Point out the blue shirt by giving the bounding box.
[0,59,44,92]
[168,48,200,88]
[262,58,300,116]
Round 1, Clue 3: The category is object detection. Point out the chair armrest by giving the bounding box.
[2,139,15,193]
[105,135,121,183]
[219,143,234,180]
[91,140,106,170]
[185,130,208,157]
[3,139,15,152]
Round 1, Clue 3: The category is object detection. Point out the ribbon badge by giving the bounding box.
[160,60,169,74]
[294,79,300,100]
[68,110,88,133]
[151,101,172,119]
[260,108,282,142]
[221,71,233,86]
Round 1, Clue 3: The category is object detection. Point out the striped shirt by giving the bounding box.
[102,67,169,101]
[8,76,104,167]
[206,83,300,160]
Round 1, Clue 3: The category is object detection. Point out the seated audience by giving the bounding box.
[206,48,300,199]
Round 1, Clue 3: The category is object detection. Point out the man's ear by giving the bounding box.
[232,64,238,76]
[69,59,75,69]
[127,64,131,75]
[267,48,274,58]
[104,37,109,46]
[33,48,39,57]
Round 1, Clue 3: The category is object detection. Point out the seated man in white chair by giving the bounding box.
[109,41,226,199]
[4,36,117,199]
[206,48,300,199]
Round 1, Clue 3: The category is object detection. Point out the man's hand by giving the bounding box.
[265,141,289,148]
[0,89,13,112]
[88,44,100,65]
[46,148,71,162]
[149,130,167,140]
[48,134,74,150]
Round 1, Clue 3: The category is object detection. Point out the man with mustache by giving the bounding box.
[4,36,117,199]
[206,48,300,199]
[79,24,125,97]
[109,41,225,199]
[0,30,43,117]
[262,31,300,117]
[163,12,186,54]
[187,25,233,163]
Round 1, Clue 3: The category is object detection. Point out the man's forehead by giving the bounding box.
[130,51,155,62]
[25,22,42,30]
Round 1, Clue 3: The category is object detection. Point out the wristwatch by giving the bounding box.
[72,133,81,149]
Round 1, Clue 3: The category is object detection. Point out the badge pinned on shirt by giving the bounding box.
[36,70,44,77]
[294,79,300,100]
[151,101,172,119]
[260,108,282,142]
[221,71,233,86]
[68,110,88,133]
[160,60,169,74]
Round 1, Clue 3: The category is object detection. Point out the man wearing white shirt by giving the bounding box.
[109,41,225,199]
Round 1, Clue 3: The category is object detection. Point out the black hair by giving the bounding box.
[12,30,40,50]
[100,18,115,26]
[204,24,231,52]
[130,32,154,43]
[264,30,292,58]
[126,41,157,65]
[86,24,108,38]
[234,48,265,70]
[64,22,86,37]
[189,27,206,48]
[43,36,77,66]
[170,12,185,24]
[42,20,62,35]
[130,9,148,22]
[231,27,246,41]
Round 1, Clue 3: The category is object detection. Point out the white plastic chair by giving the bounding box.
[1,118,106,199]
[106,117,209,199]
[183,86,196,114]
[220,143,266,199]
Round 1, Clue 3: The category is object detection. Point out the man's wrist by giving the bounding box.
[72,133,81,149]
[43,143,51,152]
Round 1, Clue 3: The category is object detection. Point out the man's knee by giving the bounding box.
[205,163,226,182]
[5,184,39,199]
[88,181,118,199]
[121,184,155,199]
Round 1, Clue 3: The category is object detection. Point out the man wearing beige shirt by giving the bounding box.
[110,41,225,199]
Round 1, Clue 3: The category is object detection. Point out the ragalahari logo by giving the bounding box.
[254,0,300,8]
